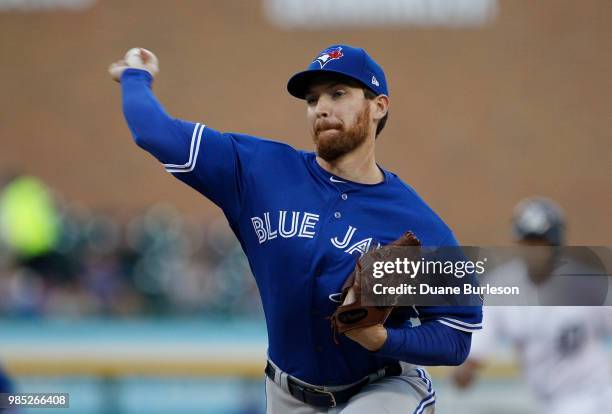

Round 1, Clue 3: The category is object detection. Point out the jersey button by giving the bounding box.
[341,193,348,200]
[334,212,341,219]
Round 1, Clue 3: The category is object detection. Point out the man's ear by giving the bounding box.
[372,95,389,121]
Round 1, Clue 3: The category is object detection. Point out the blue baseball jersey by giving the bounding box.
[121,69,482,385]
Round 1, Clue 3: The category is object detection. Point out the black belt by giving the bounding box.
[265,361,402,408]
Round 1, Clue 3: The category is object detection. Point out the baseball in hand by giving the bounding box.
[109,47,159,82]
[125,48,159,75]
[125,48,143,66]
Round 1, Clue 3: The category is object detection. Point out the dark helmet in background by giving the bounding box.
[512,197,565,246]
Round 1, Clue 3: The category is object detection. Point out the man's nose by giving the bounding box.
[315,96,331,118]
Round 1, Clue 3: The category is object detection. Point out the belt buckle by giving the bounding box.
[313,388,337,408]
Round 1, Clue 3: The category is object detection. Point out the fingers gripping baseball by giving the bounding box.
[108,48,159,82]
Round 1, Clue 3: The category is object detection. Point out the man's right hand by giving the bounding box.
[109,48,159,82]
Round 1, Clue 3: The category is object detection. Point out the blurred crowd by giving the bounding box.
[0,173,262,319]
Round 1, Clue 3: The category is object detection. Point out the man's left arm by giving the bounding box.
[346,229,482,365]
[346,320,473,366]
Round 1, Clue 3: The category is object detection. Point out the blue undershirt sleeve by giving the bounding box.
[376,321,472,366]
[120,69,196,165]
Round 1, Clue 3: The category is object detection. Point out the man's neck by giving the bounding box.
[316,139,383,184]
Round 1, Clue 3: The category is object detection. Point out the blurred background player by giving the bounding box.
[452,197,612,414]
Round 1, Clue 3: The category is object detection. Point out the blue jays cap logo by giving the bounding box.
[313,46,344,68]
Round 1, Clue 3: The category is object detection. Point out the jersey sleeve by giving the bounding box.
[420,307,483,333]
[415,230,484,333]
[120,68,260,223]
[165,128,260,224]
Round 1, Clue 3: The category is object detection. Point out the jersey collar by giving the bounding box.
[307,152,391,188]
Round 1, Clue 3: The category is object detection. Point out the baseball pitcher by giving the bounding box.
[110,45,482,413]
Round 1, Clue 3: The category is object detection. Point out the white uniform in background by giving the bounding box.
[471,259,612,414]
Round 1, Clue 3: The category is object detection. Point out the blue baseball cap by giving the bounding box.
[287,44,388,99]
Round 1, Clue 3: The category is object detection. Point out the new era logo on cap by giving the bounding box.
[371,76,379,87]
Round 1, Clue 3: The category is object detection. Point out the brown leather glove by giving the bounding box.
[330,231,421,343]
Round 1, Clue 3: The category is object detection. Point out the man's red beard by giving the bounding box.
[312,104,371,162]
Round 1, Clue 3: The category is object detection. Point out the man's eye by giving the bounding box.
[306,96,317,105]
[333,90,345,98]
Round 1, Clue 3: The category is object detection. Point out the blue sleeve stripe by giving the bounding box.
[165,124,205,173]
[436,319,482,333]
